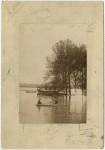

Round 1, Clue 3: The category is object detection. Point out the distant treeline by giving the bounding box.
[19,83,56,88]
[19,83,76,88]
[19,82,81,89]
[19,83,39,88]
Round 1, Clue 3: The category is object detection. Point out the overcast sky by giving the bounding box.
[20,24,87,84]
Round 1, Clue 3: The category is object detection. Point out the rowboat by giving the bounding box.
[36,104,57,106]
[37,88,60,95]
[36,104,67,106]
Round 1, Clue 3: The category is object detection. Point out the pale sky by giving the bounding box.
[20,24,87,84]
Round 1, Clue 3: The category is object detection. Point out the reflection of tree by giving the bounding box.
[44,39,87,95]
[36,106,41,112]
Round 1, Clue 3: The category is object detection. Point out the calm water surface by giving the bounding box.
[19,88,86,123]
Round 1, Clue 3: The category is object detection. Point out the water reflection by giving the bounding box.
[19,88,86,124]
[36,105,41,112]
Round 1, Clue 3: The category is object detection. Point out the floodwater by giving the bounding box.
[19,88,86,124]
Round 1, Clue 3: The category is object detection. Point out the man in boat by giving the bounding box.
[55,99,58,104]
[37,98,42,104]
[37,88,40,92]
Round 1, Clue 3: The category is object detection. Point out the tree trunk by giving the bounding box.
[69,74,70,95]
[82,70,83,95]
[65,72,67,95]
[69,73,71,95]
[85,67,87,95]
[63,70,64,89]
[64,71,67,95]
[75,76,76,93]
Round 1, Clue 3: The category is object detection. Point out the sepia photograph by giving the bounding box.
[19,24,87,124]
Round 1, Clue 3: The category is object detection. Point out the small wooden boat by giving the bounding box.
[26,90,36,93]
[36,104,57,106]
[37,90,59,95]
[36,104,67,106]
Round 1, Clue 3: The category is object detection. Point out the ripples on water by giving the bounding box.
[19,88,86,124]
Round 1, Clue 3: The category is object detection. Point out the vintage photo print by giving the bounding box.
[19,24,87,124]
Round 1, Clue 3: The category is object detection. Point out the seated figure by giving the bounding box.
[37,98,42,104]
[55,100,58,104]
